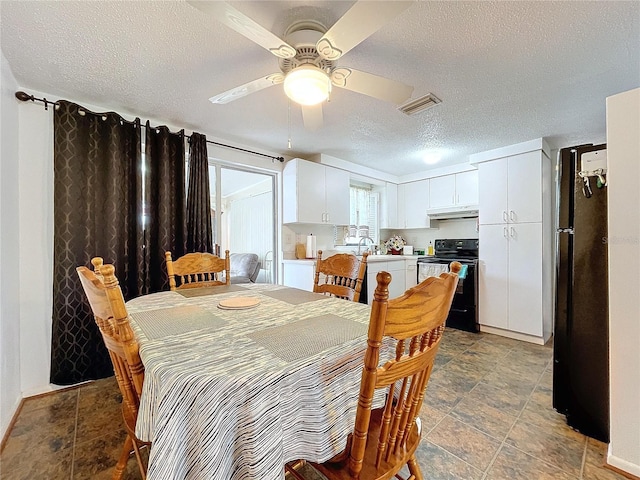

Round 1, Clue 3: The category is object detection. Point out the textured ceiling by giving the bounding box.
[2,1,639,176]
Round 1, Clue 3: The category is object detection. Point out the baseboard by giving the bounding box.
[608,449,640,479]
[21,381,89,399]
[1,396,24,453]
[479,325,546,345]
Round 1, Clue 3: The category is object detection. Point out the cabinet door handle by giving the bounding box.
[503,227,508,238]
[326,212,330,223]
[503,211,508,222]
[510,227,515,238]
[509,210,515,221]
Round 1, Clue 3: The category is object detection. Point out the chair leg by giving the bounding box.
[131,439,148,480]
[113,434,133,480]
[407,455,424,480]
[284,460,307,480]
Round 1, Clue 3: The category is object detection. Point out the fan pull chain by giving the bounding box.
[287,100,292,149]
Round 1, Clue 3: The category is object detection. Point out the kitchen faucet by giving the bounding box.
[357,235,374,255]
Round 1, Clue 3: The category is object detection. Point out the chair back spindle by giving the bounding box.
[165,250,231,290]
[313,250,369,302]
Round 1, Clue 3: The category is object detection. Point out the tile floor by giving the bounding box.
[1,329,628,480]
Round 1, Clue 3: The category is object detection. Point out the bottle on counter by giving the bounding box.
[427,241,434,256]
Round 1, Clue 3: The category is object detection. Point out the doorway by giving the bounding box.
[208,164,277,284]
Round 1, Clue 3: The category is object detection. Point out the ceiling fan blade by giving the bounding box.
[301,105,323,131]
[188,1,296,59]
[331,68,413,105]
[209,73,284,104]
[316,1,413,60]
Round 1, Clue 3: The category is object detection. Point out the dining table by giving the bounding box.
[126,282,380,480]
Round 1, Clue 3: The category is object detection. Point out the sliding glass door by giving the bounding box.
[208,164,276,283]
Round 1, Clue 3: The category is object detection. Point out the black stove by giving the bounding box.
[417,238,479,332]
[418,238,479,263]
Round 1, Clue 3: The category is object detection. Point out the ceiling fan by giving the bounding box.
[188,1,415,130]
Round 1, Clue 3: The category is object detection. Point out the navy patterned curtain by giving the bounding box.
[186,133,213,253]
[51,100,143,385]
[143,122,187,293]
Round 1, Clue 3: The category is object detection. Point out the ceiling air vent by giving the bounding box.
[399,93,441,116]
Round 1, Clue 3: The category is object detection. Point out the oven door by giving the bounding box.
[417,262,450,283]
[417,259,479,332]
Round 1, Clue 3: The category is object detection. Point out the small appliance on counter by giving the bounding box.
[402,245,413,255]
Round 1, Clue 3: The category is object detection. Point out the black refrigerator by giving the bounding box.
[553,143,609,442]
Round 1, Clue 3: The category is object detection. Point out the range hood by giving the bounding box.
[426,205,479,219]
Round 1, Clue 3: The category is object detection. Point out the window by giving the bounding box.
[342,184,379,245]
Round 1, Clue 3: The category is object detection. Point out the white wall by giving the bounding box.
[606,88,640,476]
[18,97,55,396]
[0,52,22,438]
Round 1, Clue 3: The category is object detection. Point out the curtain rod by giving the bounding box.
[185,134,284,163]
[15,90,284,163]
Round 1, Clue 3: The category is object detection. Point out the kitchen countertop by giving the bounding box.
[283,255,420,263]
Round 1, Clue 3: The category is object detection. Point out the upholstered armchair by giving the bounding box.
[229,253,261,284]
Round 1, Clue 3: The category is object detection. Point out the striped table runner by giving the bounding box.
[126,284,373,480]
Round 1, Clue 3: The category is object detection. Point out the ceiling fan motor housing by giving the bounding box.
[279,25,335,74]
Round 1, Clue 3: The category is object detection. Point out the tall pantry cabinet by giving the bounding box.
[473,140,554,344]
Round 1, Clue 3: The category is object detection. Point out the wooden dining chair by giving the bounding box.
[77,258,149,480]
[165,250,230,290]
[287,262,462,480]
[313,250,369,302]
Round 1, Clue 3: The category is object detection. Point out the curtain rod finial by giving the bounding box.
[15,91,34,102]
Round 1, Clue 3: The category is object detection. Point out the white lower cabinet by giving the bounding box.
[479,223,543,337]
[366,259,406,303]
[405,258,418,289]
[282,261,315,292]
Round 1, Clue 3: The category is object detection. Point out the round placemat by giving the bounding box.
[218,297,261,310]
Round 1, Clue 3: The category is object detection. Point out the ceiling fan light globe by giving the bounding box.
[284,66,330,106]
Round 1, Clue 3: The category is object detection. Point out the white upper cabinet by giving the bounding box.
[479,158,508,225]
[478,151,542,225]
[429,175,455,208]
[283,159,350,225]
[401,180,436,229]
[324,166,350,225]
[429,170,479,209]
[378,182,398,229]
[455,170,479,206]
[507,152,543,224]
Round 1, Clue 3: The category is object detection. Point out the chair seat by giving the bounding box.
[308,407,421,480]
